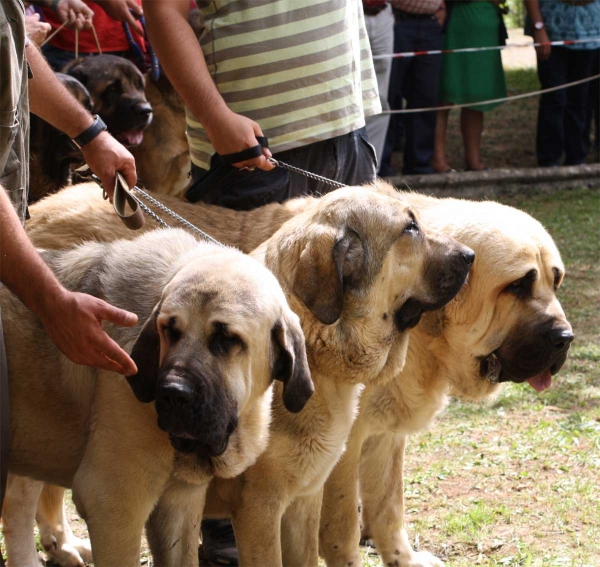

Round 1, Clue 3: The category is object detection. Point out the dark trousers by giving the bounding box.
[379,15,443,176]
[186,127,377,211]
[536,47,598,166]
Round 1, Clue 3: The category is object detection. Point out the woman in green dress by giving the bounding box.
[432,0,507,172]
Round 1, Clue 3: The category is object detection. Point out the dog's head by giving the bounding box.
[127,246,312,462]
[409,194,573,399]
[256,182,474,385]
[63,55,152,147]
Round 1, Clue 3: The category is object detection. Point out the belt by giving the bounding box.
[393,8,435,19]
[364,4,388,16]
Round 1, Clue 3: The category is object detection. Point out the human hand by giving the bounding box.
[96,0,144,37]
[434,4,446,26]
[25,14,51,46]
[204,109,275,171]
[534,28,551,61]
[80,131,137,200]
[54,0,94,30]
[38,288,138,376]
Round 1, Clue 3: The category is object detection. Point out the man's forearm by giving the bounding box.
[26,42,94,138]
[143,0,229,130]
[0,188,66,318]
[524,0,543,23]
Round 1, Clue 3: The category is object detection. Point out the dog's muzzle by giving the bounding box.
[154,368,237,458]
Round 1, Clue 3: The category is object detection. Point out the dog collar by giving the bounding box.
[70,115,107,150]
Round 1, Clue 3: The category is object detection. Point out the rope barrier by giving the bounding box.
[381,73,600,115]
[373,37,600,60]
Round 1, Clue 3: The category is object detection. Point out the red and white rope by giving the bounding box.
[373,37,600,60]
[381,73,600,114]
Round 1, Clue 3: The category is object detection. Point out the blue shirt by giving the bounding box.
[539,0,600,50]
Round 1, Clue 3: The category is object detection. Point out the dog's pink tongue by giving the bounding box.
[527,369,552,392]
[121,130,144,146]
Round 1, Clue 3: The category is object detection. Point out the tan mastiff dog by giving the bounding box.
[18,182,474,566]
[319,193,574,567]
[1,229,312,567]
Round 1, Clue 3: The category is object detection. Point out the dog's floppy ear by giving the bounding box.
[293,229,365,325]
[128,302,162,403]
[271,315,314,413]
[62,59,89,86]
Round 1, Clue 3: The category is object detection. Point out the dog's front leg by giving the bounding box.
[281,488,323,567]
[36,484,92,567]
[319,430,365,567]
[2,474,44,567]
[230,473,286,567]
[360,433,444,567]
[146,479,208,567]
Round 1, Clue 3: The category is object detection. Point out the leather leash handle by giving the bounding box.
[220,136,269,165]
[113,172,145,230]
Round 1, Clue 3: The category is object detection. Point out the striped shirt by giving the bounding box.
[187,0,381,170]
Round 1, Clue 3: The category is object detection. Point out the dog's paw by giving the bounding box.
[403,550,445,567]
[42,534,92,567]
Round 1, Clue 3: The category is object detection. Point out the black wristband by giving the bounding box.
[70,115,107,150]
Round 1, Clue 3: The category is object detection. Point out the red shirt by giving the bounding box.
[41,0,142,53]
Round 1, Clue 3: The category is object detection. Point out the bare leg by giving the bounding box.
[461,108,485,171]
[36,484,92,567]
[146,480,207,567]
[432,107,453,173]
[360,433,444,567]
[2,474,44,567]
[281,489,322,567]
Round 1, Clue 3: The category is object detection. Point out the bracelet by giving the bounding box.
[70,115,108,150]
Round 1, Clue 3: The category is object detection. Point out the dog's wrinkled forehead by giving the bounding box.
[316,188,413,241]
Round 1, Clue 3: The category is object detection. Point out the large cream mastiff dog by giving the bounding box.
[8,182,474,567]
[319,193,574,567]
[2,230,312,567]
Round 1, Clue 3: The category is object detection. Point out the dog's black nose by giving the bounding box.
[549,328,574,350]
[461,249,475,267]
[158,382,195,405]
[134,103,152,117]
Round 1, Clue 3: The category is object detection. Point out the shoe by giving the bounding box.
[199,519,238,566]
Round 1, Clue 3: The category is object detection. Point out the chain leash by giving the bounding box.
[268,159,348,189]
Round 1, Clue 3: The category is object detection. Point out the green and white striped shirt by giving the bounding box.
[187,0,381,170]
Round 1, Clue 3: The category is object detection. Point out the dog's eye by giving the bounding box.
[403,221,419,235]
[209,322,245,357]
[553,268,562,291]
[504,269,537,299]
[162,316,181,343]
[107,81,121,94]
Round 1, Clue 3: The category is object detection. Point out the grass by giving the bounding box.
[390,67,599,172]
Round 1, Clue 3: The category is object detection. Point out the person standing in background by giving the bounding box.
[362,1,395,168]
[525,0,600,167]
[378,0,446,177]
[432,0,507,173]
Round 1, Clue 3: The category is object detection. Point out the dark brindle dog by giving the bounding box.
[28,73,92,202]
[63,54,153,148]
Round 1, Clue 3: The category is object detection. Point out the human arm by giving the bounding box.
[26,42,136,197]
[143,0,274,171]
[95,0,144,37]
[0,188,138,375]
[434,0,446,26]
[524,0,551,61]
